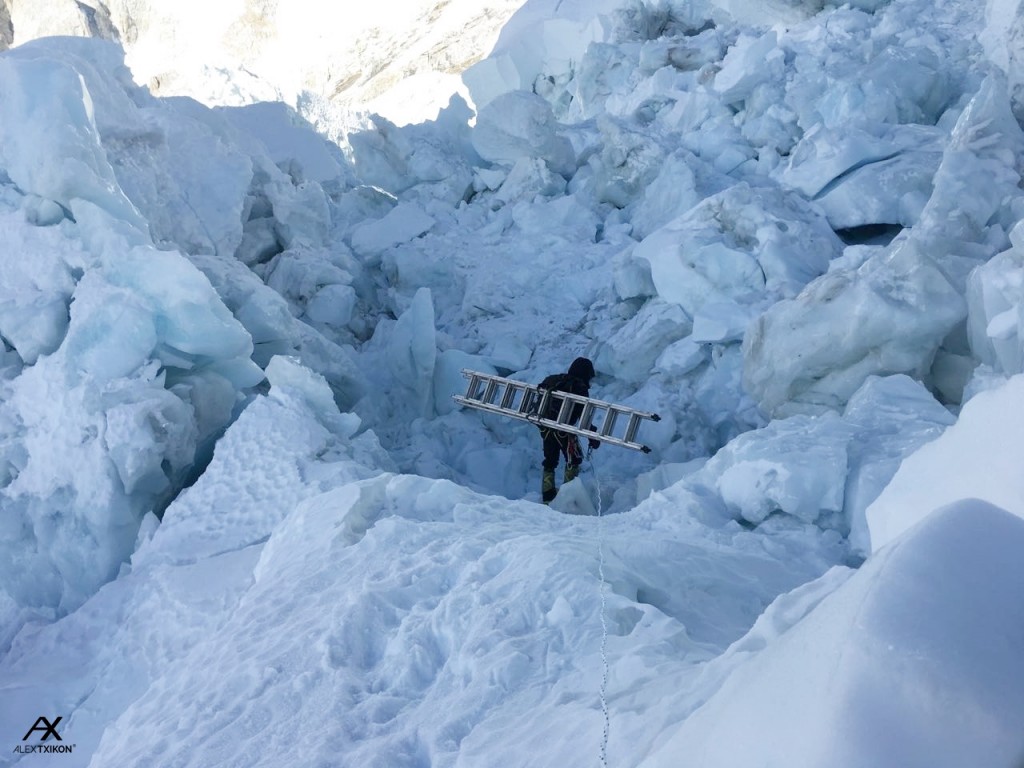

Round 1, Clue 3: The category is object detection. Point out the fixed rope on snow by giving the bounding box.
[588,447,611,768]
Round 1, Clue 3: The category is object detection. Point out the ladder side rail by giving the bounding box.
[537,388,660,423]
[549,389,660,421]
[531,415,648,452]
[458,383,660,431]
[460,370,534,405]
[455,370,661,450]
[452,397,653,452]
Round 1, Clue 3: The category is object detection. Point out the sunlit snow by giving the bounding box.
[1,0,1024,766]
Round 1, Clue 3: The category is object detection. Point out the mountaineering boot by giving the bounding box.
[542,470,557,504]
[564,464,580,484]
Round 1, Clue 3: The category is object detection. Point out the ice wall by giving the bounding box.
[0,38,361,631]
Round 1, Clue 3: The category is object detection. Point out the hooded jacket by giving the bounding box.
[537,357,595,426]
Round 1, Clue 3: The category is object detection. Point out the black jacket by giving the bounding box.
[537,372,590,425]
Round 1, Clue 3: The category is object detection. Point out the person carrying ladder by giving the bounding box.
[536,357,601,503]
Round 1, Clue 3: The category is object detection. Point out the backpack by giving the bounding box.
[535,373,587,423]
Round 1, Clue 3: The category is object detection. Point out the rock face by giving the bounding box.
[0,0,525,124]
[0,2,12,50]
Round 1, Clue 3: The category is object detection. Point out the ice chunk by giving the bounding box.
[134,355,378,568]
[472,91,576,178]
[642,500,1024,768]
[346,107,477,204]
[841,374,954,556]
[593,300,691,384]
[713,0,830,26]
[745,74,1024,417]
[484,336,533,372]
[0,210,82,364]
[699,411,849,525]
[967,235,1024,375]
[629,151,702,240]
[434,350,496,416]
[691,301,759,344]
[714,32,784,105]
[913,73,1024,248]
[635,184,842,317]
[654,337,708,377]
[493,156,567,205]
[0,192,263,623]
[350,202,436,258]
[0,42,145,232]
[980,0,1024,120]
[462,1,619,112]
[217,101,351,185]
[777,124,944,229]
[510,195,600,242]
[304,284,356,329]
[387,287,437,418]
[866,374,1024,552]
[744,241,965,416]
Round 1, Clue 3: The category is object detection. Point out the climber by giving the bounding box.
[536,356,600,503]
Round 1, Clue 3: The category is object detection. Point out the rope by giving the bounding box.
[588,448,611,768]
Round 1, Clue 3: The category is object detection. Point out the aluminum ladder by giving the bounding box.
[452,369,661,453]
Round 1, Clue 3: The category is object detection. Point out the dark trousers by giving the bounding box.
[541,428,582,502]
[542,428,583,470]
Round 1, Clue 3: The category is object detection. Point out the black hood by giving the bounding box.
[568,357,595,381]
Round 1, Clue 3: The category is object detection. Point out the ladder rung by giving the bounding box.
[519,389,536,414]
[483,379,498,404]
[600,409,619,437]
[466,374,481,400]
[556,396,572,424]
[537,390,552,419]
[624,413,642,443]
[500,383,517,410]
[580,403,595,431]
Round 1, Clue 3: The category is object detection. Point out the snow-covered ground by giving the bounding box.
[2,0,1024,766]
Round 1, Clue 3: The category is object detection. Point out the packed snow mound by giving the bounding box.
[82,440,844,768]
[641,499,1024,768]
[866,374,1024,552]
[647,374,952,557]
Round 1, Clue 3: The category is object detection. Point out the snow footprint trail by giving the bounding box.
[592,453,611,768]
[85,467,846,768]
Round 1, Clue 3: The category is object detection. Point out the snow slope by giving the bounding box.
[1,0,1024,766]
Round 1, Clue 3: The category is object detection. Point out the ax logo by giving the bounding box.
[12,716,74,756]
[22,716,63,741]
